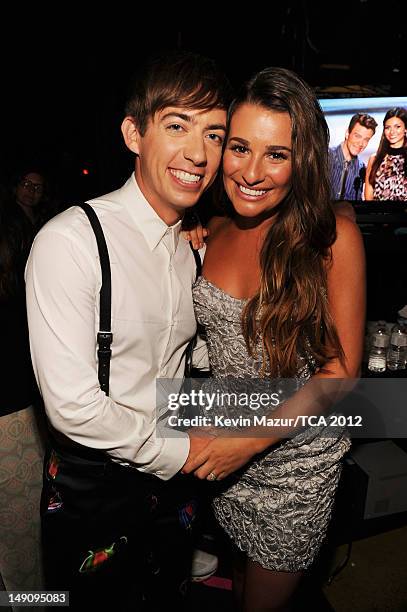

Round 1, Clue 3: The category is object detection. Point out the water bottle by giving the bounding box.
[397,317,407,367]
[387,324,407,371]
[368,332,389,372]
[374,320,388,335]
[397,315,407,330]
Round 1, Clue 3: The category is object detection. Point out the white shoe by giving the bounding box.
[191,549,218,582]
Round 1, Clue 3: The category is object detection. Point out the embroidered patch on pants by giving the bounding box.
[79,536,128,573]
[178,500,197,531]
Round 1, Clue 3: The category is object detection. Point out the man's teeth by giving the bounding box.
[239,185,267,196]
[171,169,201,183]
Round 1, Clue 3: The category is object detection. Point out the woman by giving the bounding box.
[0,180,46,602]
[365,107,407,201]
[12,165,58,229]
[183,67,365,611]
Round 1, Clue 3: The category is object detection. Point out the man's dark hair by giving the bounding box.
[348,113,377,134]
[125,51,232,135]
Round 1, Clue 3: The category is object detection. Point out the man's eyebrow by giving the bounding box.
[161,112,191,122]
[207,123,227,132]
[160,112,226,132]
[229,137,291,152]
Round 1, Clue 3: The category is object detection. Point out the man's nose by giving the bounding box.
[183,136,207,167]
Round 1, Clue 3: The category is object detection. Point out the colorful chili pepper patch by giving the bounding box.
[79,536,128,574]
[47,450,59,479]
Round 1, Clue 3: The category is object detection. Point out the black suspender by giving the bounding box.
[184,244,202,377]
[77,203,202,393]
[190,241,202,281]
[77,203,113,396]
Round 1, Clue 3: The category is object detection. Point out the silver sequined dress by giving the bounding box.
[192,276,351,571]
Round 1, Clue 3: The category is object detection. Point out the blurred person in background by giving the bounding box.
[0,174,46,606]
[11,164,59,230]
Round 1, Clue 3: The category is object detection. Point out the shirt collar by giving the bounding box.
[120,173,182,252]
[336,143,345,162]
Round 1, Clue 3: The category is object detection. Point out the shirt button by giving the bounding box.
[155,470,163,476]
[169,264,173,271]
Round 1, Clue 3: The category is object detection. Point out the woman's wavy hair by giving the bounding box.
[227,67,344,377]
[368,107,407,188]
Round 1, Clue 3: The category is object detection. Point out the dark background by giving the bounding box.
[1,0,406,202]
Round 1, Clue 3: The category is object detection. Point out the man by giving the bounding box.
[329,113,377,200]
[25,52,230,610]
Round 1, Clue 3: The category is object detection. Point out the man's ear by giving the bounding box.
[121,117,141,155]
[344,130,349,141]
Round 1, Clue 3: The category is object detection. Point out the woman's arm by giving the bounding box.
[364,155,375,200]
[182,215,366,480]
[323,214,366,376]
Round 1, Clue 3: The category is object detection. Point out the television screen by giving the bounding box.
[319,96,407,201]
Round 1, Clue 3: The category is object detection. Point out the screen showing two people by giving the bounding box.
[320,96,407,202]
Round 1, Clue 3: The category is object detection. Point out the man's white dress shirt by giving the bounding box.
[25,174,206,480]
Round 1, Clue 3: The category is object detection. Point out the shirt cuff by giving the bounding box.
[138,431,190,481]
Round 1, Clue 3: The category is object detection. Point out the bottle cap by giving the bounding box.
[372,333,389,348]
[390,331,407,347]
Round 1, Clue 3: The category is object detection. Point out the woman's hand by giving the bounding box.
[181,224,209,250]
[182,435,268,480]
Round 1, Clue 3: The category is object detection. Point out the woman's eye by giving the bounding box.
[230,144,248,154]
[269,152,287,161]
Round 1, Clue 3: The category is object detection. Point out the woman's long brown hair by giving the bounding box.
[228,67,344,377]
[368,107,407,188]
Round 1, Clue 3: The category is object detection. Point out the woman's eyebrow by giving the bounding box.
[228,136,249,145]
[265,145,292,153]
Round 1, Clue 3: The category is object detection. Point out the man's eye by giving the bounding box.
[207,133,224,144]
[167,124,184,132]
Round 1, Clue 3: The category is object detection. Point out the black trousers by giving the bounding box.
[41,445,199,611]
